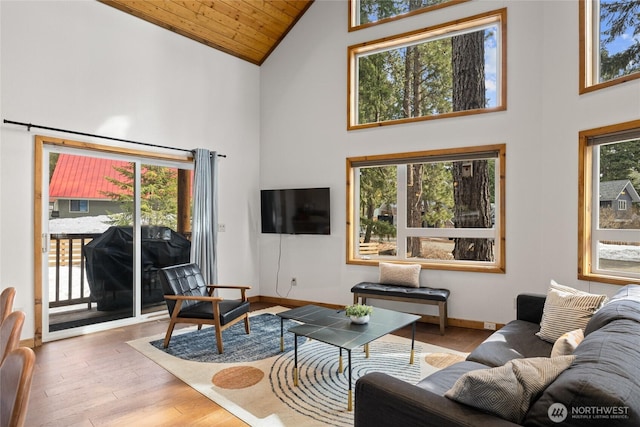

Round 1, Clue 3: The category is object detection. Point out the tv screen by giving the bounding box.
[261,187,331,235]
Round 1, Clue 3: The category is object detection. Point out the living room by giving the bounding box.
[1,0,639,425]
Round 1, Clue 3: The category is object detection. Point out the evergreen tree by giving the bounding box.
[599,0,640,81]
[101,164,178,229]
[451,30,494,261]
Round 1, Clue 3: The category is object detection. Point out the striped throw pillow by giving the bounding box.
[536,282,607,343]
[445,355,575,423]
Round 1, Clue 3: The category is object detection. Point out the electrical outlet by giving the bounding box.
[291,277,297,286]
[484,321,496,330]
[218,223,226,232]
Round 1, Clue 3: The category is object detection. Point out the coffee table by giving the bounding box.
[277,305,420,411]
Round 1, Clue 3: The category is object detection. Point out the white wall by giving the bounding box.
[0,0,261,339]
[259,0,640,324]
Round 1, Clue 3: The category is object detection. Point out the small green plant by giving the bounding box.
[345,304,373,317]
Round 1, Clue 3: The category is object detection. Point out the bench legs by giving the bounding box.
[353,293,447,335]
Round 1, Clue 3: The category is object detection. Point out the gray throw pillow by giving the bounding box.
[445,355,575,423]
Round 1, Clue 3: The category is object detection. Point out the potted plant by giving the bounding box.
[345,304,373,324]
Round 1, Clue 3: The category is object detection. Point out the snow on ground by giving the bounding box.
[599,243,640,262]
[49,215,109,234]
[49,215,112,234]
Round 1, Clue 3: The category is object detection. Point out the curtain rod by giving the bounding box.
[2,119,226,158]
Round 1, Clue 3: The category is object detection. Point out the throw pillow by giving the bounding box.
[550,328,584,357]
[445,355,575,423]
[378,262,421,288]
[536,281,607,343]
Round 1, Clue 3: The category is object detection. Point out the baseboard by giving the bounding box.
[251,295,505,331]
[24,295,503,348]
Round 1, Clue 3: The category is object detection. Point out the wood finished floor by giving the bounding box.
[26,303,493,426]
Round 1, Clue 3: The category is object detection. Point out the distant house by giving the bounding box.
[49,154,129,219]
[599,180,640,220]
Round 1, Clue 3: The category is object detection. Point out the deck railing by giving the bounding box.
[49,233,97,308]
[48,231,192,310]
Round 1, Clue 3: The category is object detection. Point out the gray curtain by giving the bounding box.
[190,148,218,284]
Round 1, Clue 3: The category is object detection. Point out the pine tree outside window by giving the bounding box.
[347,144,506,273]
[580,0,640,93]
[347,9,506,130]
[349,0,468,31]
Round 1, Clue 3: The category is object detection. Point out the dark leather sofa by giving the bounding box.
[355,285,640,426]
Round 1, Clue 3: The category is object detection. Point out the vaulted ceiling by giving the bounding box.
[99,1,315,65]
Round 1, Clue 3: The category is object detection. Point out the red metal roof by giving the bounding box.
[49,154,131,200]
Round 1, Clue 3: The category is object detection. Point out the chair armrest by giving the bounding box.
[208,285,252,290]
[355,373,519,427]
[164,295,223,302]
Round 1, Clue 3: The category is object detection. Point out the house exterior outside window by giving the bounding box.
[69,199,89,213]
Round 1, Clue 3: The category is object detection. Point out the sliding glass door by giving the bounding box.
[37,137,193,342]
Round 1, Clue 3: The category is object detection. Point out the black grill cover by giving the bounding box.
[83,226,190,311]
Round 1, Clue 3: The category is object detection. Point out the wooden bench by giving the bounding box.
[351,282,450,335]
[358,242,379,255]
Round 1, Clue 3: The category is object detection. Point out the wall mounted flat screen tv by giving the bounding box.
[260,187,330,235]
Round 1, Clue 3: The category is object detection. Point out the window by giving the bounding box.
[580,0,640,93]
[348,9,506,130]
[347,144,505,272]
[349,0,468,31]
[69,199,89,213]
[579,119,640,285]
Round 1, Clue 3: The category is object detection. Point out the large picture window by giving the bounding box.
[580,0,640,93]
[347,144,505,272]
[579,119,640,285]
[348,9,506,130]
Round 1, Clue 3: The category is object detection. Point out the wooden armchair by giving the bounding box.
[158,263,251,354]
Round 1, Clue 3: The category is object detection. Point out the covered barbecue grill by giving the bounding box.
[83,226,191,311]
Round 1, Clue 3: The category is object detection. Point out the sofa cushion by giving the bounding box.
[445,356,575,424]
[416,360,488,395]
[378,262,421,287]
[550,328,584,357]
[536,281,607,343]
[525,318,640,426]
[467,320,553,367]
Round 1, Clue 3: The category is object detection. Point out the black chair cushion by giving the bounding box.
[178,299,250,325]
[160,263,209,314]
[351,282,450,302]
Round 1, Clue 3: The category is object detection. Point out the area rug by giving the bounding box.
[127,306,468,427]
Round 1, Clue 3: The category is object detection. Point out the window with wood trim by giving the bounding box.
[579,119,640,285]
[579,0,640,93]
[349,0,469,32]
[348,8,506,130]
[347,144,505,272]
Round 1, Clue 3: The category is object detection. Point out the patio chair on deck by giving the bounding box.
[158,263,251,354]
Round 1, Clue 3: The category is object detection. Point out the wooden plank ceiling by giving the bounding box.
[99,1,314,65]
